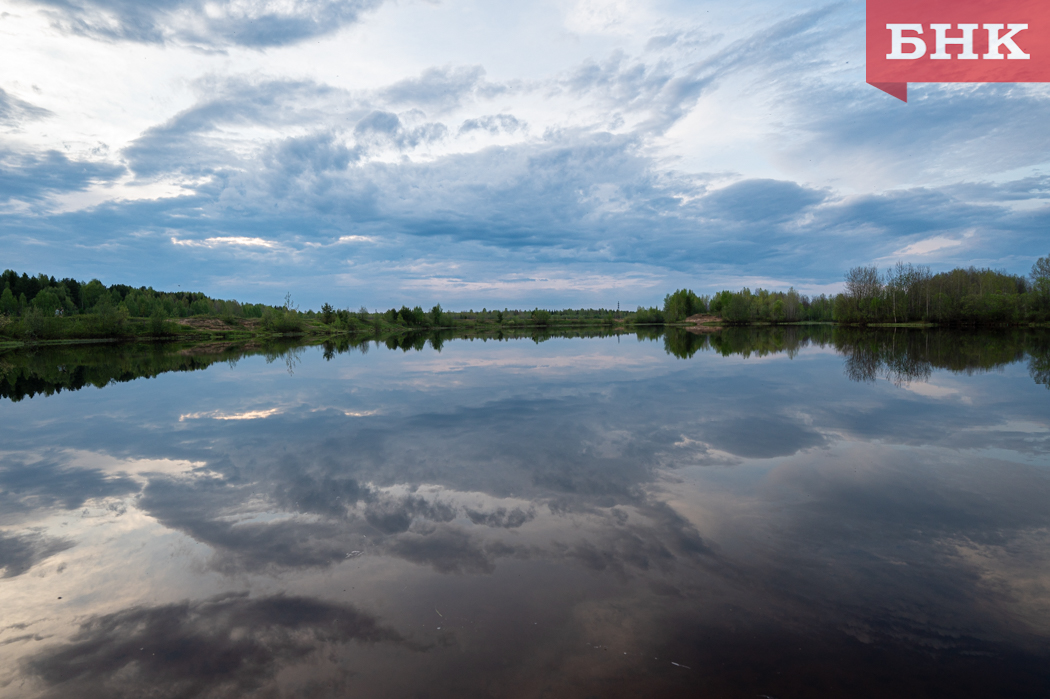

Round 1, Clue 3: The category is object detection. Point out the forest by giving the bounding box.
[2,254,1049,343]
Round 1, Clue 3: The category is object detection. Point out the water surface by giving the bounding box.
[1,328,1049,698]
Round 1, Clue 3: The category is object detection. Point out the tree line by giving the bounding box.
[0,269,635,341]
[4,253,1049,343]
[650,254,1050,326]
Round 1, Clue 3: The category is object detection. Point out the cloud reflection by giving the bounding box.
[0,530,74,578]
[23,592,412,699]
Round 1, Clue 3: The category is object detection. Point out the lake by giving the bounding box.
[1,327,1049,698]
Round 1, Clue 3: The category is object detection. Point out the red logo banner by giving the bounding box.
[867,0,1050,101]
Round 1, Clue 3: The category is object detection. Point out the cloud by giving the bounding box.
[364,494,457,533]
[353,110,448,151]
[178,407,281,420]
[458,114,525,136]
[170,237,279,249]
[465,506,535,528]
[121,78,341,179]
[0,529,74,577]
[694,414,826,459]
[136,474,360,571]
[890,235,966,258]
[3,5,1050,308]
[702,179,826,223]
[22,592,412,698]
[383,66,496,112]
[23,0,384,48]
[770,60,1050,189]
[0,88,52,126]
[385,526,507,574]
[0,149,125,204]
[0,455,140,518]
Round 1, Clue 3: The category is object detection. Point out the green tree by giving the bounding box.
[0,287,15,315]
[82,279,106,310]
[723,291,752,323]
[1032,254,1050,314]
[783,288,800,322]
[149,307,167,335]
[633,306,664,324]
[31,287,62,316]
[320,302,335,324]
[663,289,706,323]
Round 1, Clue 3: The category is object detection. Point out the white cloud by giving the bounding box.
[890,236,966,258]
[171,236,279,249]
[179,408,281,421]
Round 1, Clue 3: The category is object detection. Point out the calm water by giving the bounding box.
[1,328,1049,698]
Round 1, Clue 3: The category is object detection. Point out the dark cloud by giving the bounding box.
[0,529,74,577]
[137,475,357,571]
[0,455,140,518]
[702,179,826,224]
[22,592,412,699]
[465,506,535,528]
[365,494,457,533]
[696,413,826,459]
[353,110,448,151]
[24,0,384,48]
[0,148,125,203]
[558,500,717,578]
[384,526,508,575]
[268,131,353,175]
[122,79,339,178]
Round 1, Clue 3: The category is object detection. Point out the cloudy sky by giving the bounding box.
[1,0,1048,309]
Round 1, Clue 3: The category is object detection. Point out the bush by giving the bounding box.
[22,307,61,339]
[149,309,168,335]
[262,308,304,333]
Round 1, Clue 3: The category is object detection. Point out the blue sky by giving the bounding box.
[1,0,1048,310]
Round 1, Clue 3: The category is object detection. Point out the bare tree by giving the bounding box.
[845,266,881,300]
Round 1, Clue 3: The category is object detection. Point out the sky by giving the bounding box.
[1,0,1048,310]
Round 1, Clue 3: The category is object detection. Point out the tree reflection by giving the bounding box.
[4,327,1049,401]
